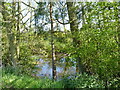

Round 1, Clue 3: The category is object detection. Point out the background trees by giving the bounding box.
[1,0,120,88]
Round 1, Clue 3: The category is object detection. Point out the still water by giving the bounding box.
[35,58,76,79]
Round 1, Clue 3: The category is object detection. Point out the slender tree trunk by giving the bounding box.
[29,0,32,28]
[50,2,57,80]
[66,2,84,74]
[81,3,85,25]
[11,0,17,67]
[2,2,17,67]
[16,0,21,61]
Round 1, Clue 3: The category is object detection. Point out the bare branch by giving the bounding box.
[33,0,39,4]
[22,1,35,9]
[21,11,30,20]
[56,18,70,25]
[20,20,29,32]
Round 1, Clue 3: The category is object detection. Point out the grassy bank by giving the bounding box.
[2,73,106,88]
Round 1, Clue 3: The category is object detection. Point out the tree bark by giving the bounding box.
[16,0,21,61]
[50,2,57,80]
[66,2,84,74]
[2,2,17,67]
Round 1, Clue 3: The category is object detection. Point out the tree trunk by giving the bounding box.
[29,0,32,28]
[66,2,84,74]
[2,2,17,67]
[50,2,57,80]
[16,1,21,61]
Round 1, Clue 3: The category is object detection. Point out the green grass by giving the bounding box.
[2,73,106,88]
[2,73,64,88]
[2,72,120,88]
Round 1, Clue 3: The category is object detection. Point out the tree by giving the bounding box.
[50,2,57,80]
[66,2,85,74]
[16,0,21,61]
[2,1,17,67]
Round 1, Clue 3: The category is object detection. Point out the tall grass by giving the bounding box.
[2,67,119,88]
[2,73,64,88]
[2,73,106,88]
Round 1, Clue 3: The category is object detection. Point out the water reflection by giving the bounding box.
[36,58,76,79]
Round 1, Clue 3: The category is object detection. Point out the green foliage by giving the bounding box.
[61,73,104,88]
[75,74,104,88]
[2,73,41,88]
[2,45,39,76]
[77,2,120,83]
[18,45,39,75]
[2,73,64,88]
[108,78,120,88]
[2,73,106,88]
[2,1,120,88]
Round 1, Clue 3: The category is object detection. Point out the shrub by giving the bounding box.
[60,73,104,88]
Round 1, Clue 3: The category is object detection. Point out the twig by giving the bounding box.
[22,1,35,9]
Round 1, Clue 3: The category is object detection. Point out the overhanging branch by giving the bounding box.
[22,1,35,9]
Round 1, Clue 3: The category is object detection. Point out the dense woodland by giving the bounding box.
[1,0,120,88]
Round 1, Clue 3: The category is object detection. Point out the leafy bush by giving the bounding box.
[18,46,38,75]
[107,77,120,88]
[74,73,104,88]
[61,73,104,88]
[2,45,39,76]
